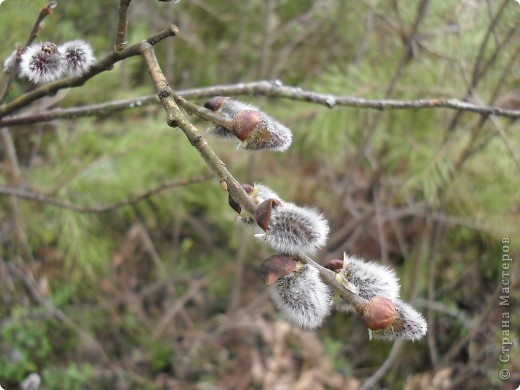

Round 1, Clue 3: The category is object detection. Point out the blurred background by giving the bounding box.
[0,0,518,389]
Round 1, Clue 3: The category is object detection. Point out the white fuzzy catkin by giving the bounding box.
[3,49,17,74]
[271,264,332,330]
[20,43,64,83]
[369,299,427,341]
[334,254,400,313]
[59,40,95,77]
[256,202,330,256]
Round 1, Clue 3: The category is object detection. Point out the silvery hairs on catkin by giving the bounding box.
[59,40,95,77]
[20,42,64,83]
[257,201,330,256]
[270,264,332,330]
[334,254,400,313]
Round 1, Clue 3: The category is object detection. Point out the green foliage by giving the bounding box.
[0,309,53,383]
[42,363,96,390]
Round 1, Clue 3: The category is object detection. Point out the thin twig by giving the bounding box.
[360,340,404,390]
[114,0,133,52]
[0,175,212,213]
[0,95,159,126]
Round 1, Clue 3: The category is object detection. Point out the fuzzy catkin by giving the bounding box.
[270,264,332,330]
[257,202,329,256]
[20,43,63,83]
[369,299,427,341]
[334,255,400,313]
[59,40,95,77]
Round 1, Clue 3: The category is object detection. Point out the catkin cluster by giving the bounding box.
[210,95,427,340]
[8,40,96,83]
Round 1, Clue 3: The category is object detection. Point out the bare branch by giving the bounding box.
[0,175,211,213]
[0,95,159,126]
[140,42,258,218]
[2,80,520,128]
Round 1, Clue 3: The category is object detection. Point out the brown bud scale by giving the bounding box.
[361,296,397,330]
[256,198,282,231]
[231,110,261,141]
[260,255,298,285]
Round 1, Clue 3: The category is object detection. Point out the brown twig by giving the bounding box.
[114,0,133,52]
[0,175,212,213]
[0,25,178,119]
[0,1,57,103]
[0,95,159,126]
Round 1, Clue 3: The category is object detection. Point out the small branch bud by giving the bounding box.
[228,183,281,224]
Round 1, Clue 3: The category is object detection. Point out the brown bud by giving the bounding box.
[361,296,397,330]
[324,259,343,272]
[256,198,281,231]
[228,195,241,214]
[231,110,260,141]
[260,255,298,285]
[203,96,229,112]
[242,183,254,195]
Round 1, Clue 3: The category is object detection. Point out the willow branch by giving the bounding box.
[114,0,132,52]
[139,40,370,315]
[3,80,519,128]
[0,1,57,103]
[0,95,159,126]
[140,42,258,218]
[0,175,211,213]
[0,25,178,119]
